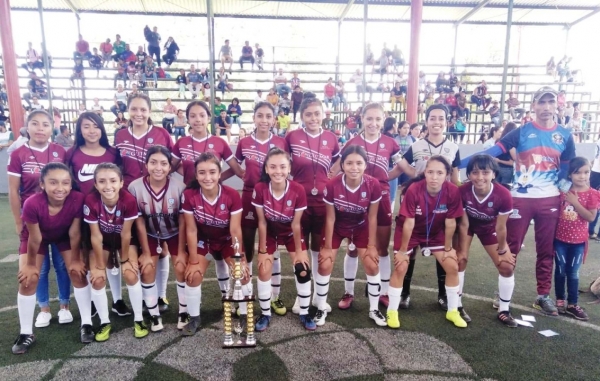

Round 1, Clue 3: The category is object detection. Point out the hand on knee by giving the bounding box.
[186,271,203,287]
[92,277,106,290]
[174,259,187,280]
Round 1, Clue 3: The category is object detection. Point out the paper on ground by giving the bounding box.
[521,315,536,322]
[514,319,534,327]
[538,330,559,337]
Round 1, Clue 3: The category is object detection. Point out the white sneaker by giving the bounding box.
[292,297,301,314]
[314,309,328,326]
[151,316,164,332]
[369,310,387,326]
[35,311,52,328]
[312,299,332,313]
[58,309,73,324]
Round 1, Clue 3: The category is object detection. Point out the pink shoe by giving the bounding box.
[338,293,354,310]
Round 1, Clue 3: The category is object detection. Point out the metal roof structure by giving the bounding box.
[9,0,600,26]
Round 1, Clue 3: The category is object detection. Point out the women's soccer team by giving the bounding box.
[9,92,586,355]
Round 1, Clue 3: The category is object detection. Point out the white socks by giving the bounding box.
[498,275,515,312]
[310,250,319,283]
[388,286,402,312]
[458,271,465,308]
[18,293,36,335]
[185,285,201,317]
[314,271,330,310]
[257,278,272,316]
[127,281,144,322]
[106,268,122,303]
[271,251,281,299]
[176,281,187,313]
[215,258,230,297]
[294,270,311,316]
[142,282,159,316]
[379,255,391,295]
[91,287,110,324]
[366,274,381,311]
[157,256,170,299]
[73,284,92,326]
[238,283,252,315]
[343,254,358,295]
[446,285,460,311]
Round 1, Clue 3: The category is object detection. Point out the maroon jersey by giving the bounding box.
[7,143,66,206]
[114,126,173,187]
[345,134,400,191]
[173,136,234,185]
[251,180,307,239]
[459,182,513,230]
[128,176,185,239]
[235,134,288,192]
[324,174,382,232]
[286,129,340,207]
[66,146,120,195]
[399,179,463,240]
[83,190,139,246]
[21,190,85,244]
[181,185,242,244]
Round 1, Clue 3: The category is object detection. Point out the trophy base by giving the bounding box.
[222,296,256,303]
[222,338,257,348]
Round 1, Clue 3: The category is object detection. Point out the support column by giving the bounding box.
[451,25,459,69]
[563,26,570,57]
[38,0,54,114]
[335,21,341,85]
[361,1,368,105]
[499,0,514,122]
[0,0,25,130]
[406,0,423,124]
[206,0,216,135]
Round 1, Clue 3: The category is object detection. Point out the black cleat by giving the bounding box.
[497,311,518,328]
[181,315,201,336]
[80,324,95,344]
[112,300,132,317]
[458,307,472,323]
[399,295,411,310]
[437,295,448,311]
[12,334,35,355]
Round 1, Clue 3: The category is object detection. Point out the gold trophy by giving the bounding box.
[222,237,256,348]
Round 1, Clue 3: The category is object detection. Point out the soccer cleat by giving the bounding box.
[91,302,98,318]
[314,309,328,326]
[12,334,35,355]
[458,307,472,323]
[446,309,468,328]
[533,296,558,316]
[555,299,566,314]
[369,310,387,327]
[387,310,400,329]
[437,296,448,311]
[158,297,169,313]
[80,324,95,344]
[95,323,112,342]
[254,314,272,332]
[338,293,354,310]
[399,295,411,310]
[497,311,518,328]
[150,316,164,332]
[112,300,133,316]
[58,308,74,324]
[271,298,287,316]
[300,315,317,331]
[134,321,149,338]
[492,291,500,309]
[181,315,201,336]
[566,305,589,321]
[312,299,332,313]
[35,311,52,328]
[379,295,390,308]
[177,312,190,330]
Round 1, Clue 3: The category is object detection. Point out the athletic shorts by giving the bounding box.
[468,224,498,246]
[197,238,234,259]
[393,217,444,257]
[19,239,70,255]
[241,189,258,229]
[267,233,306,254]
[377,190,393,226]
[147,235,179,257]
[327,224,369,250]
[301,205,326,237]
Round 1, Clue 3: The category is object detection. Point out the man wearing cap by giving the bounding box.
[505,92,525,121]
[461,86,575,316]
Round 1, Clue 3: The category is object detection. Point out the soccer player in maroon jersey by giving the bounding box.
[457,155,517,327]
[85,164,143,340]
[13,163,89,354]
[387,157,466,329]
[114,93,173,313]
[329,103,400,309]
[286,93,340,314]
[7,110,72,332]
[181,153,248,336]
[129,146,187,332]
[252,148,316,331]
[314,146,387,327]
[236,102,288,315]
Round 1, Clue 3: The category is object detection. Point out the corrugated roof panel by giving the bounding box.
[423,6,472,21]
[274,2,346,19]
[468,6,589,24]
[490,0,600,8]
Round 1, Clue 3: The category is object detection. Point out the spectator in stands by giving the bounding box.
[505,92,525,121]
[375,49,389,80]
[323,78,338,109]
[176,69,187,99]
[173,109,187,141]
[23,72,46,107]
[89,48,103,77]
[55,125,73,148]
[291,86,303,123]
[278,92,291,115]
[445,92,458,113]
[0,83,7,106]
[113,112,128,144]
[521,111,533,124]
[112,34,126,63]
[129,83,141,97]
[336,80,347,108]
[187,65,202,99]
[410,123,420,139]
[217,109,232,143]
[435,91,446,105]
[99,38,112,68]
[391,45,404,72]
[162,98,177,131]
[0,124,12,149]
[494,122,516,185]
[454,116,466,143]
[220,39,233,73]
[162,37,180,67]
[274,68,291,96]
[91,98,104,119]
[343,110,359,140]
[471,80,491,110]
[122,44,136,63]
[239,41,254,70]
[483,126,502,149]
[234,128,247,144]
[267,88,279,114]
[365,44,375,66]
[126,61,139,85]
[142,56,158,88]
[144,25,162,66]
[255,43,264,70]
[110,84,128,117]
[254,90,265,107]
[135,46,147,63]
[77,103,87,117]
[227,98,243,129]
[322,110,334,131]
[276,109,291,137]
[564,101,574,124]
[456,91,469,120]
[350,69,373,101]
[30,96,43,111]
[567,110,585,143]
[202,82,212,102]
[69,58,85,87]
[377,81,390,95]
[7,127,28,155]
[199,67,210,84]
[435,71,449,92]
[290,72,301,89]
[390,82,405,110]
[546,56,556,77]
[22,42,43,73]
[217,67,232,97]
[74,34,92,60]
[489,100,501,127]
[557,90,566,109]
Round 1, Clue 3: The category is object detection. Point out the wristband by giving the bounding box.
[367,245,376,248]
[444,247,453,252]
[120,258,130,264]
[497,248,507,255]
[258,250,267,254]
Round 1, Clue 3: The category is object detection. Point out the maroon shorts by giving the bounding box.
[301,205,326,237]
[327,224,369,250]
[197,238,235,259]
[468,224,498,246]
[267,233,307,254]
[393,219,445,256]
[19,239,70,255]
[377,190,393,226]
[241,189,258,229]
[147,235,180,257]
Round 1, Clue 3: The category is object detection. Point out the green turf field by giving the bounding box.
[0,196,599,381]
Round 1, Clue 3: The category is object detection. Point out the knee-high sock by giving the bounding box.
[295,273,311,316]
[271,251,281,299]
[176,281,187,313]
[238,282,251,315]
[141,282,159,316]
[73,284,92,326]
[214,258,229,297]
[106,268,122,302]
[157,256,170,298]
[402,258,415,296]
[343,254,358,295]
[436,261,447,298]
[446,285,460,311]
[366,274,381,311]
[388,286,402,312]
[257,279,272,316]
[458,271,465,308]
[379,256,391,295]
[91,287,110,324]
[498,275,515,312]
[314,271,330,310]
[127,281,144,322]
[18,293,36,335]
[185,285,201,317]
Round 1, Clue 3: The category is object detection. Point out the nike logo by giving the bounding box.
[550,208,558,212]
[78,172,94,182]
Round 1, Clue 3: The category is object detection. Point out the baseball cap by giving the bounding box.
[533,86,558,102]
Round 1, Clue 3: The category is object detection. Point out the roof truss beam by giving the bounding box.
[61,0,79,17]
[568,7,600,27]
[338,0,355,23]
[455,0,492,26]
